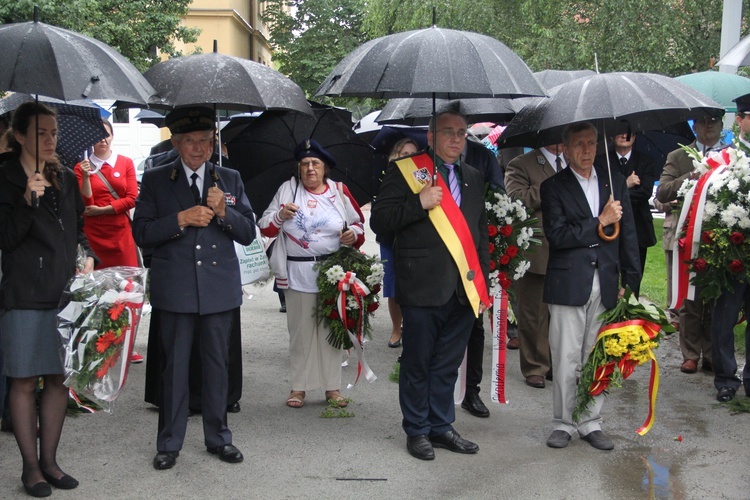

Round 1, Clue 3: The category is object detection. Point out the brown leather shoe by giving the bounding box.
[526,375,545,388]
[680,359,698,373]
[507,337,520,350]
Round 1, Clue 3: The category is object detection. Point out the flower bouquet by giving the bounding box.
[316,247,383,350]
[484,188,540,300]
[676,145,750,302]
[57,266,148,413]
[574,287,673,435]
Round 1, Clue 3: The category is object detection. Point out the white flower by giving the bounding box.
[513,260,531,280]
[347,296,360,310]
[703,200,718,217]
[366,262,384,286]
[677,178,696,198]
[326,265,346,284]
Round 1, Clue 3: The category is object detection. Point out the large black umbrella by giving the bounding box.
[316,26,544,99]
[500,72,724,149]
[0,9,155,104]
[376,97,521,126]
[142,50,311,114]
[533,69,596,91]
[0,93,108,168]
[226,105,375,216]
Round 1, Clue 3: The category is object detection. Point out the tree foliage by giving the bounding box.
[263,0,369,99]
[0,0,199,71]
[363,0,750,77]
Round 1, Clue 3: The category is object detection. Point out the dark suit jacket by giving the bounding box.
[370,152,489,307]
[132,158,255,315]
[596,150,658,248]
[541,164,641,309]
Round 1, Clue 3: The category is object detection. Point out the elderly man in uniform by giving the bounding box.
[656,113,726,374]
[133,107,256,470]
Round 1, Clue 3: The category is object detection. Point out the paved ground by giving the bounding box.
[1,207,748,499]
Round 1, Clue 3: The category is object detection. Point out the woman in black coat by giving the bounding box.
[0,102,96,497]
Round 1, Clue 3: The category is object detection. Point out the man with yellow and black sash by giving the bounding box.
[371,111,490,461]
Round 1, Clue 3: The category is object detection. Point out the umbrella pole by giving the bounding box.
[431,92,437,186]
[32,94,40,208]
[597,124,619,241]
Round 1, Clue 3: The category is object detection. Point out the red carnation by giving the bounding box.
[729,259,744,273]
[498,272,507,281]
[371,284,381,294]
[500,255,511,265]
[506,245,518,258]
[489,260,497,270]
[692,258,707,272]
[346,317,356,330]
[730,231,746,245]
[488,243,495,254]
[487,225,498,237]
[701,230,714,245]
[501,279,512,290]
[329,310,340,320]
[500,225,513,237]
[367,301,379,312]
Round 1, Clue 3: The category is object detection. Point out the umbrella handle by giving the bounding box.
[597,221,620,242]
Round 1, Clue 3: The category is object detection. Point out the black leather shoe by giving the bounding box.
[21,476,51,498]
[717,387,736,403]
[546,430,571,448]
[430,430,479,454]
[41,471,79,489]
[461,393,490,417]
[581,430,614,450]
[207,444,244,463]
[153,451,179,470]
[227,401,241,413]
[406,435,435,460]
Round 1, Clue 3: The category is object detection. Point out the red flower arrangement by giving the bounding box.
[57,267,148,413]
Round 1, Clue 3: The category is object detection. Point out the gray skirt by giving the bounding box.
[0,309,64,378]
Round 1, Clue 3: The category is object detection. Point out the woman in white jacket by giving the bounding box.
[258,140,365,409]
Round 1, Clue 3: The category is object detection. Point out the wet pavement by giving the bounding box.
[1,208,748,499]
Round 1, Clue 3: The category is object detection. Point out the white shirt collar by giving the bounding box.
[90,152,118,169]
[618,150,632,162]
[540,147,566,170]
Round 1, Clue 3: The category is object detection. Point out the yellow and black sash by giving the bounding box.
[395,153,490,317]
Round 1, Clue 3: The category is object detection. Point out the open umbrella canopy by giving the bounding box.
[674,70,750,112]
[376,97,520,126]
[0,11,155,104]
[500,72,724,149]
[0,93,108,167]
[143,51,311,114]
[316,26,545,99]
[718,34,750,67]
[225,105,375,216]
[533,69,596,91]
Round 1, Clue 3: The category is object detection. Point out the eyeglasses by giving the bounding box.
[437,128,467,140]
[299,159,324,169]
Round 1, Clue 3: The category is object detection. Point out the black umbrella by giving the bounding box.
[142,50,311,115]
[226,105,375,217]
[376,97,520,126]
[533,69,596,91]
[500,72,724,149]
[134,109,166,127]
[0,9,155,103]
[0,93,108,168]
[316,26,544,99]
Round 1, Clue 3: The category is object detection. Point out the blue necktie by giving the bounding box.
[445,163,461,206]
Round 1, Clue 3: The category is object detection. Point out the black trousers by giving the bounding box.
[144,307,242,409]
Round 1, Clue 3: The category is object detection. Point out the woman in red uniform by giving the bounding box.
[74,119,142,363]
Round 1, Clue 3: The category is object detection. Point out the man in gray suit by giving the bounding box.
[133,107,256,470]
[542,122,641,451]
[505,144,566,389]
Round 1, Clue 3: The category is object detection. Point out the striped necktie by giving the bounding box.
[445,163,461,206]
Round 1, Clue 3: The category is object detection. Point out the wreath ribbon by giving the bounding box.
[594,319,661,435]
[336,271,377,386]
